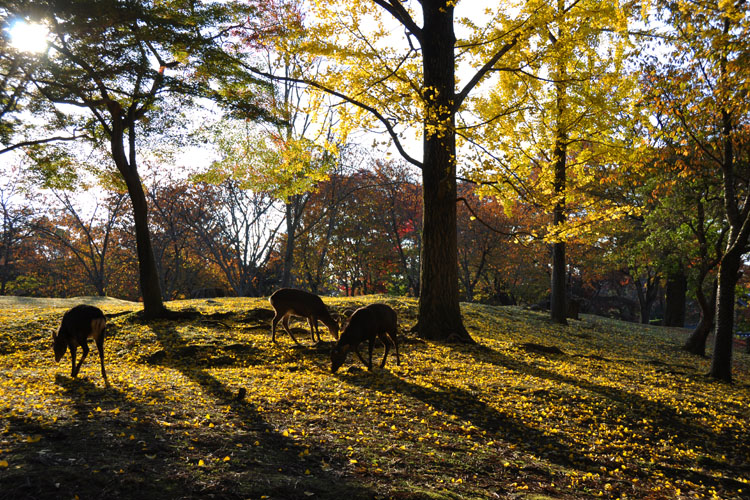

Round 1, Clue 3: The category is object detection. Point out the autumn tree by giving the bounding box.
[646,0,750,381]
[635,119,727,352]
[465,0,635,325]
[2,0,272,317]
[0,170,34,293]
[368,160,422,296]
[34,189,126,296]
[146,174,228,299]
[206,117,336,291]
[252,1,553,341]
[239,0,344,289]
[456,185,514,302]
[178,180,282,297]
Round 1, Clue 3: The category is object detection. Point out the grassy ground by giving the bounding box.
[0,295,748,500]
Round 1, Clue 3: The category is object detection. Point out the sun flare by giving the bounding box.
[8,21,49,54]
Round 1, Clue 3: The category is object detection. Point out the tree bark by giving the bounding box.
[634,275,659,324]
[710,245,742,382]
[416,3,472,342]
[549,0,568,326]
[281,197,303,288]
[110,106,167,318]
[684,279,717,356]
[664,268,687,327]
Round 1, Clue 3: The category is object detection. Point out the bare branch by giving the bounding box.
[0,133,91,155]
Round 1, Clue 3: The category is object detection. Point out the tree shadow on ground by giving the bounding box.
[337,367,596,475]
[144,323,378,500]
[0,327,377,500]
[1,377,217,500]
[450,341,750,491]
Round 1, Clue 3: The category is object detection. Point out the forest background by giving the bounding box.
[1,0,749,383]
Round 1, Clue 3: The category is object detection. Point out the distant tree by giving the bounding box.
[369,160,422,296]
[179,181,282,297]
[456,186,514,303]
[2,0,273,317]
[35,190,127,296]
[146,175,227,299]
[468,0,635,325]
[0,173,34,293]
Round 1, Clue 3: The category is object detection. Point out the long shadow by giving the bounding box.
[451,342,750,491]
[145,322,377,500]
[2,321,377,500]
[337,368,597,474]
[2,376,218,500]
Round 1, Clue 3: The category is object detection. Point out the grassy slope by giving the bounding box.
[0,296,748,500]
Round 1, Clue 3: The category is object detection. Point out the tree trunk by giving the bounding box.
[110,107,167,318]
[634,276,659,324]
[549,6,568,326]
[684,279,717,356]
[550,242,567,324]
[281,200,297,288]
[415,3,472,342]
[664,268,687,327]
[710,246,742,382]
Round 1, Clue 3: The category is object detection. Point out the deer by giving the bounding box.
[331,303,400,372]
[53,304,109,387]
[269,288,339,344]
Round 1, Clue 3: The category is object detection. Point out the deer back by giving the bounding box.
[270,288,328,316]
[53,305,106,361]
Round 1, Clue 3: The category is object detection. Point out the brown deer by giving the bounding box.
[53,304,109,387]
[269,288,339,344]
[331,303,400,372]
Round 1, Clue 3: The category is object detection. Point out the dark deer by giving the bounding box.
[53,304,108,387]
[269,288,339,344]
[331,303,400,372]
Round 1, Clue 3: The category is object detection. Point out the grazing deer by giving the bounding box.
[53,304,108,387]
[269,288,339,344]
[331,303,400,372]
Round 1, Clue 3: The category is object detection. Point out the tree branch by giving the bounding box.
[241,64,423,169]
[0,133,91,155]
[372,0,423,43]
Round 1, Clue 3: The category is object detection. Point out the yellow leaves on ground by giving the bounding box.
[0,297,748,499]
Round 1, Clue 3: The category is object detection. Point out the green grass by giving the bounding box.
[0,296,749,499]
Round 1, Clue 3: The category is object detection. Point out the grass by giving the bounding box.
[0,295,749,499]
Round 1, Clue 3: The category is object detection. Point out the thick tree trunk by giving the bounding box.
[416,4,472,342]
[549,10,568,326]
[664,268,687,327]
[550,241,567,324]
[684,280,717,357]
[110,108,167,318]
[710,247,742,382]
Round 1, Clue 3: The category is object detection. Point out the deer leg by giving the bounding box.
[367,338,375,370]
[282,314,300,344]
[271,313,281,342]
[73,343,89,378]
[380,333,390,368]
[69,345,77,377]
[96,335,109,387]
[353,345,368,368]
[307,317,319,343]
[388,330,400,365]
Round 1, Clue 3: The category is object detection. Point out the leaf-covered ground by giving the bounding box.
[1,296,749,500]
